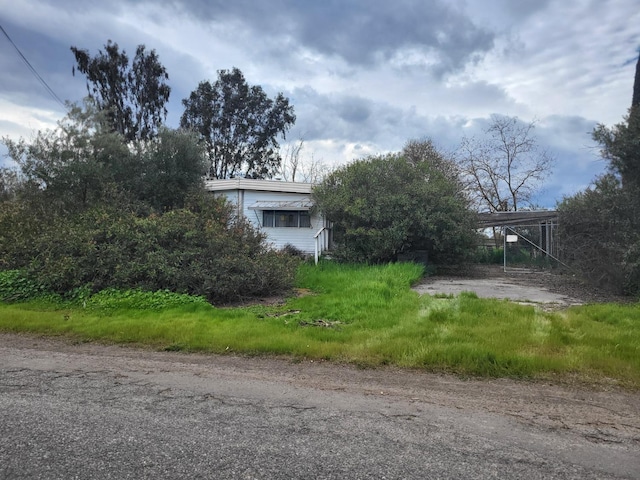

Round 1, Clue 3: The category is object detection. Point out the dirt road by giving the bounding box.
[1,333,639,479]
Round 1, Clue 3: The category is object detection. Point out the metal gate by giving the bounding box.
[477,211,568,272]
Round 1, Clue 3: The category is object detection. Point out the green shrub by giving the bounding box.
[281,243,306,259]
[473,246,503,264]
[0,270,41,302]
[313,146,477,265]
[558,175,640,295]
[622,240,640,296]
[0,270,59,303]
[1,194,300,304]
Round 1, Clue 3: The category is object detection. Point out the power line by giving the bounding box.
[0,23,66,109]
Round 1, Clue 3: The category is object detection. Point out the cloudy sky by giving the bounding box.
[1,0,639,207]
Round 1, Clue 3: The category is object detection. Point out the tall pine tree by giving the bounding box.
[592,51,640,189]
[632,51,640,109]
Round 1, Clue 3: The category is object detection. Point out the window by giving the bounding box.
[263,210,311,228]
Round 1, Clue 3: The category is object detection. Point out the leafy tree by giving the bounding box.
[137,128,207,211]
[591,51,640,192]
[313,142,477,264]
[0,167,21,202]
[71,41,171,142]
[1,103,299,303]
[592,109,640,190]
[558,52,640,296]
[2,101,205,214]
[3,101,130,212]
[180,67,296,179]
[457,116,553,212]
[592,52,640,190]
[404,138,462,186]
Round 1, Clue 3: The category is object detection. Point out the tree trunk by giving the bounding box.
[632,52,640,109]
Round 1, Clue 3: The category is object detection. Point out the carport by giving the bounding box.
[477,210,564,271]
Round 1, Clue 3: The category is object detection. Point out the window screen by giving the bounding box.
[262,210,311,228]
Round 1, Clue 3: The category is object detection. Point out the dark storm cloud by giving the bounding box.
[170,0,495,75]
[533,114,605,201]
[495,0,551,18]
[0,13,158,112]
[0,21,80,109]
[337,97,372,124]
[289,87,409,143]
[287,85,470,155]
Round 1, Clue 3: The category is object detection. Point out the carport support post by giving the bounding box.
[503,226,507,273]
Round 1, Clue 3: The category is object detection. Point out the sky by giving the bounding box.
[1,0,639,208]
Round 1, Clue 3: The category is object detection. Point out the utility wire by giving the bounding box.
[0,23,67,109]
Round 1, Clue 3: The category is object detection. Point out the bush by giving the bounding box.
[313,146,477,265]
[0,194,300,304]
[558,175,640,296]
[0,197,48,270]
[473,247,503,264]
[622,239,640,296]
[281,243,307,259]
[0,270,54,302]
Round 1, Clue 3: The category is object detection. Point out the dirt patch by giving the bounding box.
[415,277,580,307]
[415,265,633,306]
[219,287,314,309]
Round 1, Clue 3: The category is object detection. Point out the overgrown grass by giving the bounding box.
[1,262,639,388]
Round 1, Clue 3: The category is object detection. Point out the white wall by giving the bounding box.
[216,189,324,255]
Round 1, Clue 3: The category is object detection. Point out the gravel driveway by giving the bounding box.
[413,277,582,306]
[413,265,630,307]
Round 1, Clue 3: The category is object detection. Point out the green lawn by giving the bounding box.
[1,262,639,388]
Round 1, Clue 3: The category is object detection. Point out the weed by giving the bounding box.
[84,288,210,312]
[0,270,60,303]
[1,262,639,388]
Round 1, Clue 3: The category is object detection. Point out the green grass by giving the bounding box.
[1,261,639,388]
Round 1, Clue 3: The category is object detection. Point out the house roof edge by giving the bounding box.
[204,178,314,194]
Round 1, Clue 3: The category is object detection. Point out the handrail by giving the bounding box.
[314,227,327,264]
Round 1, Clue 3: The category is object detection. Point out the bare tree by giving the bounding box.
[457,115,553,212]
[279,138,331,183]
[279,138,305,182]
[300,153,331,184]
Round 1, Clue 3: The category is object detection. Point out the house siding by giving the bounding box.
[208,181,324,255]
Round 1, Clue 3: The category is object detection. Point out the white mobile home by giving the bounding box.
[205,179,330,261]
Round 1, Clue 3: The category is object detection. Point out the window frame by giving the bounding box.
[262,210,311,228]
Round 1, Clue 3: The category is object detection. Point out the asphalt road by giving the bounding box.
[1,335,638,479]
